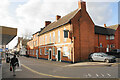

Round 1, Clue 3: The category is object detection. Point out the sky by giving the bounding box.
[0,0,119,49]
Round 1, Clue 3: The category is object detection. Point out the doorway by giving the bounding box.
[49,49,52,60]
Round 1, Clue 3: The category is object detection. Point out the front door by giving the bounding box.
[49,50,52,60]
[58,50,61,61]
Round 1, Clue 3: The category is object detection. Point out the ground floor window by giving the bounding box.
[45,48,47,55]
[40,49,42,55]
[53,47,55,56]
[63,47,69,57]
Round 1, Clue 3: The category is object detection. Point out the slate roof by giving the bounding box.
[39,9,80,36]
[95,25,116,35]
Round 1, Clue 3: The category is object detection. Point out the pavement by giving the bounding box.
[65,62,115,67]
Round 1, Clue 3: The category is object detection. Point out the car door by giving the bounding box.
[92,53,99,61]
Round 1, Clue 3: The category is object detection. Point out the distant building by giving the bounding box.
[16,37,29,55]
[27,1,120,63]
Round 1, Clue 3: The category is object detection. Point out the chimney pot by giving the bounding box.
[45,21,51,27]
[104,24,107,27]
[78,0,86,10]
[56,15,61,20]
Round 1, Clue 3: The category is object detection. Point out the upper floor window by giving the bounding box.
[110,35,115,40]
[53,32,55,42]
[50,33,51,43]
[64,30,69,38]
[106,35,109,40]
[45,35,47,44]
[36,41,37,46]
[58,31,60,42]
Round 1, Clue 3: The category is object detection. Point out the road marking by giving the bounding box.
[96,74,99,77]
[107,73,111,77]
[101,73,104,77]
[21,64,78,78]
[88,74,91,77]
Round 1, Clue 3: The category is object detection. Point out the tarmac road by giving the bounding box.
[2,56,119,79]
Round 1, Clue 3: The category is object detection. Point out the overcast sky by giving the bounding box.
[0,0,119,49]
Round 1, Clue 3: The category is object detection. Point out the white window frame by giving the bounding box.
[40,49,42,55]
[53,31,55,43]
[58,30,60,43]
[53,47,55,56]
[63,47,69,57]
[106,35,109,40]
[110,35,115,40]
[45,35,47,44]
[50,33,51,43]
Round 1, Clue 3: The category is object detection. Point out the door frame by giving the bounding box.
[57,48,61,62]
[48,48,52,60]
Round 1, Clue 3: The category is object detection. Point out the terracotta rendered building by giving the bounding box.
[27,1,120,63]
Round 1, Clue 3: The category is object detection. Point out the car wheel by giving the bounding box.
[89,58,93,62]
[105,59,109,63]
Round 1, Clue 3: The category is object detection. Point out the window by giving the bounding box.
[53,32,55,42]
[110,44,115,48]
[53,47,55,56]
[36,41,37,46]
[40,49,42,55]
[45,48,47,55]
[110,35,114,40]
[45,35,47,44]
[64,30,68,38]
[58,31,60,42]
[63,47,69,57]
[106,35,109,40]
[50,33,51,43]
[100,43,102,48]
[33,50,34,55]
[107,44,109,48]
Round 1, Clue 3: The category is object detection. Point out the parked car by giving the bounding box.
[106,49,120,58]
[88,52,116,63]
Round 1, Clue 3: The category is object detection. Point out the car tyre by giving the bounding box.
[105,59,109,63]
[89,58,93,62]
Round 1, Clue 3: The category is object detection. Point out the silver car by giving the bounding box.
[89,52,116,63]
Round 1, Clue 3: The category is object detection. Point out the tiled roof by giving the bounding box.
[39,9,80,35]
[95,25,116,35]
[107,24,119,30]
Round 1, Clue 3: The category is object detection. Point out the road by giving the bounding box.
[2,56,119,79]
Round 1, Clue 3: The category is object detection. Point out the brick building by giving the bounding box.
[27,1,120,63]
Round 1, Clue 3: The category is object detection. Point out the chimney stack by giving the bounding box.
[56,15,61,21]
[104,24,107,27]
[45,21,51,27]
[78,0,86,10]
